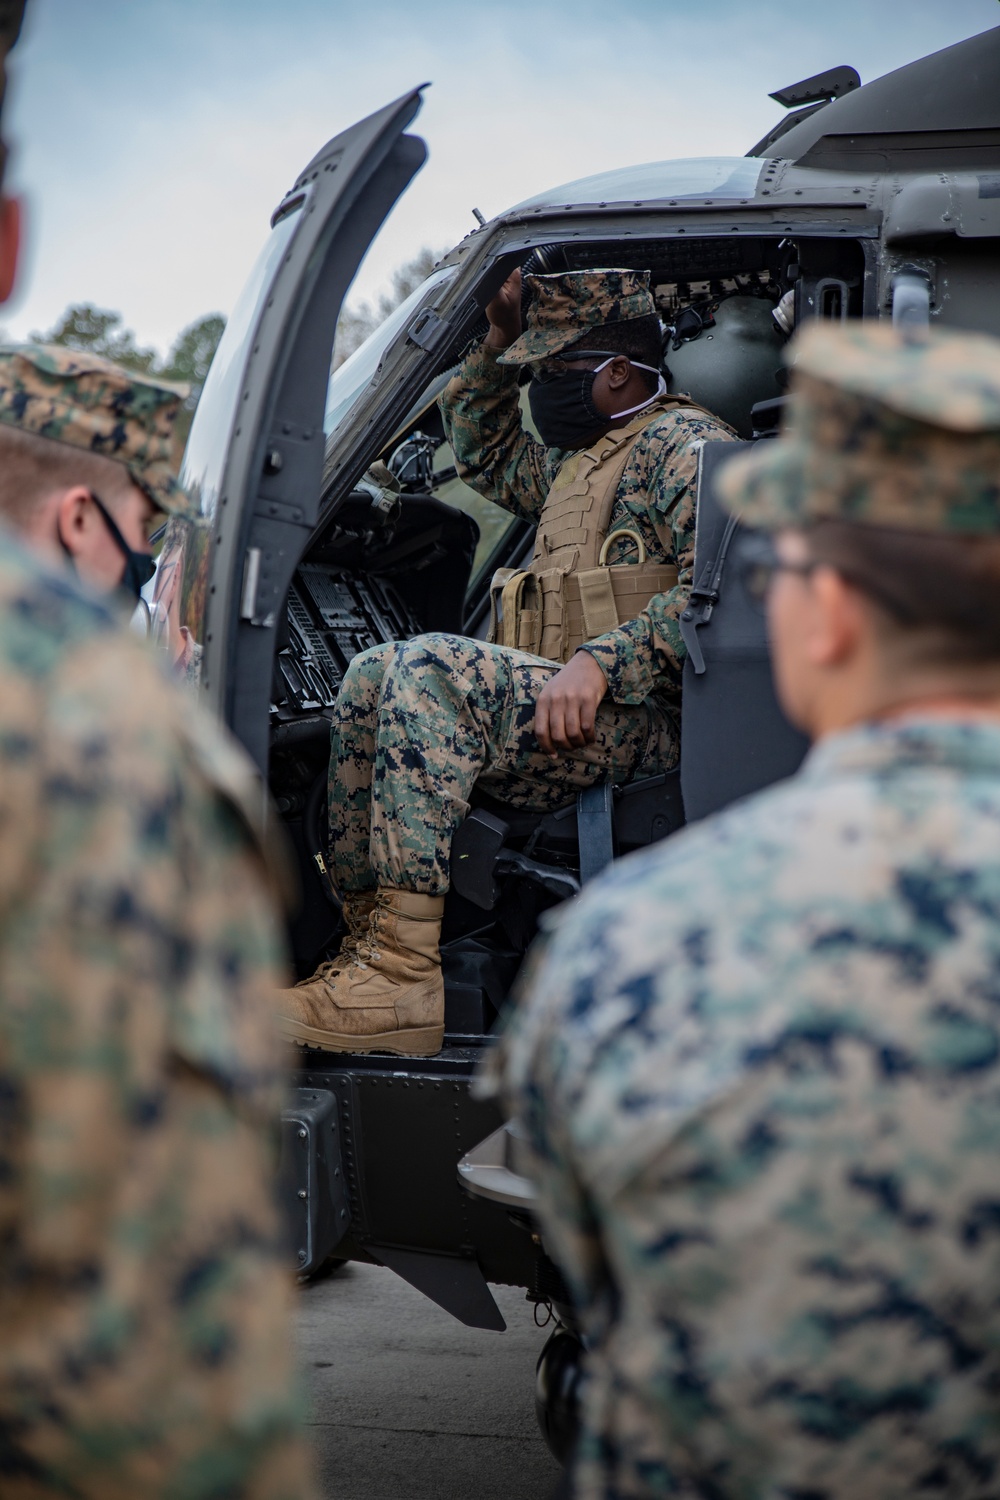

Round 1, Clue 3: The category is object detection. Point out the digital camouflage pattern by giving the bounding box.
[720,322,1000,533]
[328,633,676,895]
[497,270,657,365]
[0,343,194,516]
[0,534,314,1499]
[441,343,736,704]
[497,717,1000,1500]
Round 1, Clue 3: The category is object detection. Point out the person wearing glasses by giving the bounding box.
[277,267,735,1057]
[497,320,1000,1499]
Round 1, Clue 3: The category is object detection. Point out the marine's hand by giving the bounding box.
[534,651,608,756]
[485,268,522,350]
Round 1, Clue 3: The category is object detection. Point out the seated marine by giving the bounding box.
[276,266,737,1056]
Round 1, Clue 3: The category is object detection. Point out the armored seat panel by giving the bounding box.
[680,440,809,823]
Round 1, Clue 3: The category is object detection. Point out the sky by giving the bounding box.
[1,0,998,358]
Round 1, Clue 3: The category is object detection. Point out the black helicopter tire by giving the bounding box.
[535,1322,584,1467]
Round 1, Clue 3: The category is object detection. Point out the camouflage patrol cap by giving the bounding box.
[0,343,194,515]
[497,269,656,365]
[717,322,1000,533]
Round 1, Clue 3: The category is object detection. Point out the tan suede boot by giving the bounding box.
[276,888,445,1056]
[277,890,376,1001]
[330,890,378,970]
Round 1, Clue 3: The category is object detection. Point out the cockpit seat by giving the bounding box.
[441,771,685,1037]
[450,770,685,912]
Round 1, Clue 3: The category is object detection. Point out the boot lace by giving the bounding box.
[352,904,385,969]
[307,939,359,983]
[300,899,375,984]
[350,895,440,971]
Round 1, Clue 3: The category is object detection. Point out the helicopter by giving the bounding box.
[156,23,1000,1459]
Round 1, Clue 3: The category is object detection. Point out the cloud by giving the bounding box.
[1,0,996,354]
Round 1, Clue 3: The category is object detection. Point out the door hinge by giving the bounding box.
[407,307,451,353]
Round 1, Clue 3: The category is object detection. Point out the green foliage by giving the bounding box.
[36,304,160,374]
[33,306,226,396]
[161,314,227,390]
[34,306,228,446]
[35,241,442,441]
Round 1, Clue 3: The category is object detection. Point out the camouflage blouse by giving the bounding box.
[440,343,736,704]
[0,538,313,1500]
[498,717,1000,1500]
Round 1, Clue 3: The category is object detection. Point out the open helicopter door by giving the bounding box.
[179,89,429,771]
[680,442,809,821]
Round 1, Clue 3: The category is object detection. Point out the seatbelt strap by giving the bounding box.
[577,783,615,884]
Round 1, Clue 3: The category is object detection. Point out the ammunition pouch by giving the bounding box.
[487,530,678,664]
[487,398,711,664]
[488,568,541,655]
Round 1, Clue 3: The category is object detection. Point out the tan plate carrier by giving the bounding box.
[488,395,711,664]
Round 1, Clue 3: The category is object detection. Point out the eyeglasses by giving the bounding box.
[528,349,621,383]
[738,532,920,624]
[739,534,817,604]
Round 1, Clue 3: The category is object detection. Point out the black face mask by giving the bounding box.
[60,491,157,602]
[528,356,666,452]
[528,367,607,452]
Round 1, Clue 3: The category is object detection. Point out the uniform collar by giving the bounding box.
[801,713,1000,782]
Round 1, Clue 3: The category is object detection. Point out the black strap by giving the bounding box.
[577,783,615,884]
[678,513,740,676]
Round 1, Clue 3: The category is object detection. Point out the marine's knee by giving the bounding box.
[387,632,483,685]
[338,640,396,707]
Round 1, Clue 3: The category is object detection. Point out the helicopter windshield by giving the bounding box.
[323,264,457,440]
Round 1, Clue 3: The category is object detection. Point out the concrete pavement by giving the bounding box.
[297,1260,562,1500]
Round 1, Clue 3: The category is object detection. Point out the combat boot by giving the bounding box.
[275,890,375,1006]
[276,887,445,1057]
[332,890,379,967]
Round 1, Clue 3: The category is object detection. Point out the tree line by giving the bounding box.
[29,246,445,441]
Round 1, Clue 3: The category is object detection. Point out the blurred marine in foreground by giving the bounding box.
[0,6,315,1496]
[500,321,1000,1499]
[0,340,188,601]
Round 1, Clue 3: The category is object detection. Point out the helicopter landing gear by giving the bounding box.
[535,1322,584,1466]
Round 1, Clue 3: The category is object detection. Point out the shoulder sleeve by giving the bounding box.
[0,633,290,1270]
[439,342,562,523]
[496,803,771,1203]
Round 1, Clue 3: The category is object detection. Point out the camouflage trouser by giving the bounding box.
[328,633,678,896]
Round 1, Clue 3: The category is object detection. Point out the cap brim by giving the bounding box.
[496,326,592,366]
[715,438,810,530]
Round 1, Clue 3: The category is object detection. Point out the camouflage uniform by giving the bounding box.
[330,634,675,894]
[442,275,737,707]
[328,271,734,896]
[496,323,1000,1499]
[0,356,313,1496]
